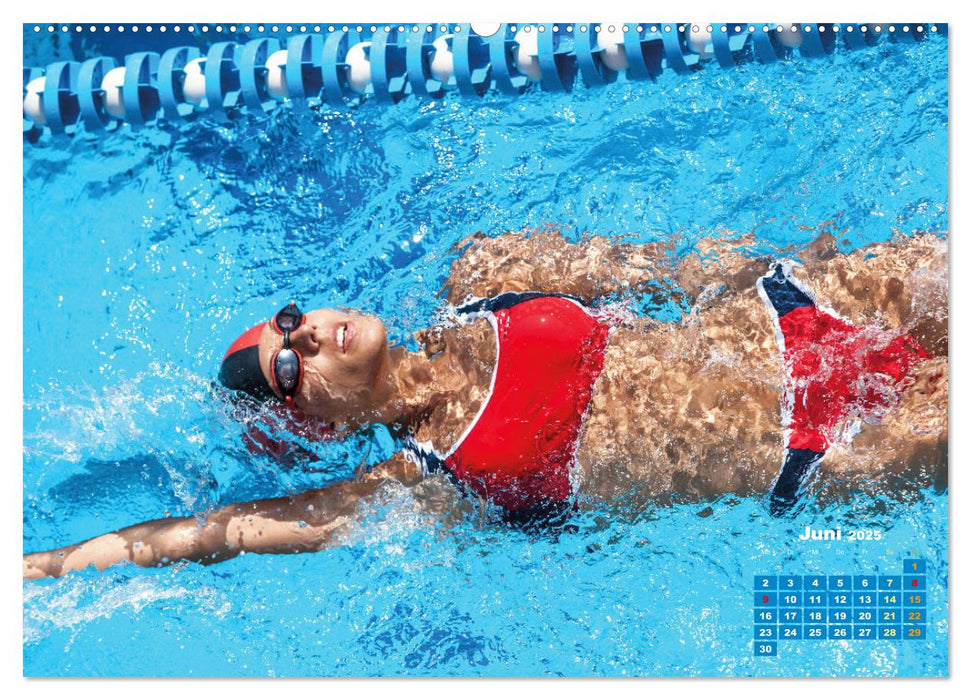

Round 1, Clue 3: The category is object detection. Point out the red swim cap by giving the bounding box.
[219,323,274,401]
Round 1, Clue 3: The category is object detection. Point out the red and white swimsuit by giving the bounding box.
[403,268,926,520]
[404,292,612,518]
[757,262,926,513]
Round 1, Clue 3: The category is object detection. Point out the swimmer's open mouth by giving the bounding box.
[334,321,355,354]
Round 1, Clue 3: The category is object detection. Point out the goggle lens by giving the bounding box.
[273,347,302,395]
[270,302,305,401]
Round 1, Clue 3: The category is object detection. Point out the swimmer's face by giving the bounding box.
[258,308,391,424]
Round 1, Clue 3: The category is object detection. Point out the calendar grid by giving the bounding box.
[753,559,927,656]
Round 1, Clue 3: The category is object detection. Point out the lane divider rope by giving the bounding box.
[22,22,943,141]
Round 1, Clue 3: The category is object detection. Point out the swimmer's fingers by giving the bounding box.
[616,244,677,277]
[413,327,446,357]
[23,552,53,580]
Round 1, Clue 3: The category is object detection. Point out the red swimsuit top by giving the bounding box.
[405,293,612,514]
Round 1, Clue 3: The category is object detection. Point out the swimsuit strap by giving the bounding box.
[402,437,470,495]
[454,291,585,317]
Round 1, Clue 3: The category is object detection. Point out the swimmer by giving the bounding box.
[23,229,948,579]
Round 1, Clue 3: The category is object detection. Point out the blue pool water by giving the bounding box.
[23,31,948,676]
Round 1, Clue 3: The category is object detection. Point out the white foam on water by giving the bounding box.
[23,571,231,645]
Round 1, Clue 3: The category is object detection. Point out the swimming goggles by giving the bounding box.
[270,302,306,402]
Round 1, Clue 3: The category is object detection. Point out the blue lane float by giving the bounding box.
[42,61,81,135]
[22,22,946,141]
[752,28,789,63]
[284,34,325,109]
[800,24,837,57]
[406,28,445,99]
[158,46,201,121]
[574,25,619,86]
[77,57,117,132]
[453,23,492,96]
[488,25,528,96]
[123,52,161,127]
[369,28,409,103]
[204,42,242,121]
[661,26,700,74]
[623,27,664,81]
[535,25,577,93]
[239,38,282,113]
[711,26,751,68]
[321,28,361,108]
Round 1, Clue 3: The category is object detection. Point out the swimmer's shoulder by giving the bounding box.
[407,318,497,452]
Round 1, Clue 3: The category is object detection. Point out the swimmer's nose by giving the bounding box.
[290,324,320,354]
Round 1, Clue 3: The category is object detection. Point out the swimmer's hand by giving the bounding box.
[23,552,52,581]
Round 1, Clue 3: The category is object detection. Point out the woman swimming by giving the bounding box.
[22,229,948,579]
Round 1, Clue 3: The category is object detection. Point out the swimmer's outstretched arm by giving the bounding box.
[443,228,678,305]
[23,455,427,580]
[442,227,780,310]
